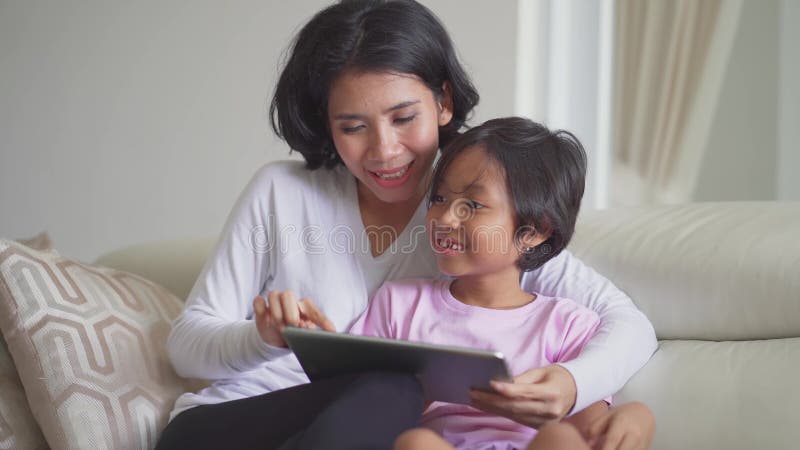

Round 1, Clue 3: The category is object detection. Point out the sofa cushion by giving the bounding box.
[615,338,800,450]
[0,239,192,450]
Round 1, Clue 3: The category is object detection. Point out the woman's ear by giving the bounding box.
[437,81,454,127]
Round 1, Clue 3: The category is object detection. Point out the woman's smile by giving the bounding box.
[368,161,414,188]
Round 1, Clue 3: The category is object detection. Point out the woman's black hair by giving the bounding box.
[429,117,587,271]
[270,0,479,170]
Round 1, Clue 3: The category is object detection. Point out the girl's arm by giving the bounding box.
[521,249,657,412]
[167,164,290,380]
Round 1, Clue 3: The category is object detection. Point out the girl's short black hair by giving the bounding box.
[270,0,479,170]
[429,117,587,271]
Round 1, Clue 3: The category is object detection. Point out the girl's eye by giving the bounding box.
[431,194,446,204]
[394,115,416,125]
[467,200,485,210]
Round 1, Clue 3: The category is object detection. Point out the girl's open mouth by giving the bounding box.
[433,237,464,255]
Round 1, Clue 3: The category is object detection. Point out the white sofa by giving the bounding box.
[9,202,799,449]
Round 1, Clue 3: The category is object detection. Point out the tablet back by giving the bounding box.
[283,327,511,404]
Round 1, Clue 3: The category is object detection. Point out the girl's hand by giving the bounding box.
[584,402,655,450]
[253,290,336,347]
[468,364,577,428]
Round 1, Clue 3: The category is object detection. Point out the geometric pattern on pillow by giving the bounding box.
[0,234,54,450]
[0,339,49,450]
[0,240,191,450]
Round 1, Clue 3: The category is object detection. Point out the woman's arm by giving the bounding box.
[167,164,290,380]
[521,249,657,412]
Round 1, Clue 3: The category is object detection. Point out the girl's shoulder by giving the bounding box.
[532,294,601,325]
[376,277,442,295]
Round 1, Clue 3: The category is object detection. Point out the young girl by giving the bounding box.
[349,117,654,449]
[157,1,656,449]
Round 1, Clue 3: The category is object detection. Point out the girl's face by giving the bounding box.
[426,146,541,279]
[327,71,453,205]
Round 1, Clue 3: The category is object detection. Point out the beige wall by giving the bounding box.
[0,1,518,261]
[2,0,795,262]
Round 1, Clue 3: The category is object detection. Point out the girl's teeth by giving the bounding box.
[437,238,463,251]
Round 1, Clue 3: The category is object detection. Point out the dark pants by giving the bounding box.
[155,372,424,450]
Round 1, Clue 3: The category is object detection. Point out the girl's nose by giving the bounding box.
[436,202,462,229]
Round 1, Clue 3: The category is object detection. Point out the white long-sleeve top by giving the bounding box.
[167,160,657,419]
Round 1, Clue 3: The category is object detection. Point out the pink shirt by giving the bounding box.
[349,277,602,450]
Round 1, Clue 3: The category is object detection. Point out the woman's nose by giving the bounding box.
[367,125,401,161]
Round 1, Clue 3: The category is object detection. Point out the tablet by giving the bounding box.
[282,327,511,404]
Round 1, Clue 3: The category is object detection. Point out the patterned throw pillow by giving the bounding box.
[1,233,52,450]
[0,338,49,450]
[15,233,54,254]
[0,239,192,450]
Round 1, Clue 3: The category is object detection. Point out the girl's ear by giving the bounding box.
[437,81,454,127]
[518,224,552,251]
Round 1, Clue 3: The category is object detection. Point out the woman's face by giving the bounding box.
[327,71,453,205]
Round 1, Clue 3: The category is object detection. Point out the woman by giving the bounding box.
[155,1,656,449]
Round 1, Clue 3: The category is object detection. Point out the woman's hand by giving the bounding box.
[253,290,336,347]
[583,402,655,450]
[468,364,577,428]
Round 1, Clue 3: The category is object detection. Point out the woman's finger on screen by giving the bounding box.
[299,298,336,332]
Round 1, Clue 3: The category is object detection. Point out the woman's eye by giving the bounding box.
[431,194,446,204]
[341,124,365,134]
[394,115,416,125]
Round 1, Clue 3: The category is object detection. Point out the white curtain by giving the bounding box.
[611,0,743,206]
[515,0,611,209]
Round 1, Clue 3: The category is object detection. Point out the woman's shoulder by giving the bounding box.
[246,159,351,198]
[251,159,333,184]
[226,160,351,225]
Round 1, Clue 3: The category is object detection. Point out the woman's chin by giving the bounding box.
[361,179,421,205]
